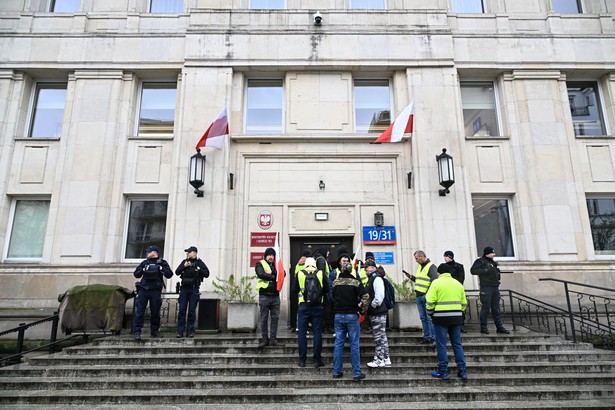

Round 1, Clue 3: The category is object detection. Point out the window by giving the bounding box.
[451,0,484,13]
[6,200,50,260]
[50,0,80,12]
[587,198,615,256]
[29,83,67,138]
[137,82,177,137]
[149,0,183,13]
[351,0,386,9]
[246,79,283,133]
[354,79,391,134]
[250,0,284,9]
[567,81,606,136]
[552,0,582,13]
[125,200,168,260]
[460,81,500,137]
[472,198,515,257]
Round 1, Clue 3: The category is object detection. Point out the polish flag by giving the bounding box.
[195,105,229,150]
[274,232,286,292]
[373,99,414,143]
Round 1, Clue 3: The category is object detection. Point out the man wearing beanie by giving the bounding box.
[427,263,468,381]
[313,246,333,333]
[256,247,284,348]
[443,250,466,332]
[470,246,510,335]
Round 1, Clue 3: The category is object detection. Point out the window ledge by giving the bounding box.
[465,135,510,141]
[128,135,174,141]
[232,134,410,144]
[14,137,61,142]
[574,135,614,140]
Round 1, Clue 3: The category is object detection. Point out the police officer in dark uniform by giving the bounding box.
[175,246,210,338]
[132,245,173,341]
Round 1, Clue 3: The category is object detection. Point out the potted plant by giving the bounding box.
[390,277,421,330]
[212,274,258,332]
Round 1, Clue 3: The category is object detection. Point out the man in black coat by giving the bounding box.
[175,246,210,338]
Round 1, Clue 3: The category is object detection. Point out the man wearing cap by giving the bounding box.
[291,257,329,368]
[443,250,466,332]
[256,247,283,348]
[175,246,210,338]
[132,245,173,340]
[470,246,510,335]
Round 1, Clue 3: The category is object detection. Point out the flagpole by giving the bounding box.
[219,80,232,282]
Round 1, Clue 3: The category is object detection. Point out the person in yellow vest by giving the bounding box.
[256,247,284,349]
[412,250,439,344]
[426,263,468,381]
[291,257,329,368]
[358,252,376,333]
[293,249,313,332]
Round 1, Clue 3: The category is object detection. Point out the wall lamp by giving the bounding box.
[319,180,325,190]
[189,150,206,197]
[374,211,384,227]
[436,148,455,196]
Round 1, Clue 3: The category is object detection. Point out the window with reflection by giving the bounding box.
[138,83,177,137]
[246,79,284,133]
[461,81,500,137]
[50,0,80,12]
[354,79,391,134]
[552,0,582,13]
[125,200,168,260]
[250,0,284,9]
[29,83,67,138]
[567,81,606,136]
[7,200,50,260]
[472,198,515,257]
[451,0,484,13]
[150,0,183,12]
[587,198,615,255]
[351,0,386,9]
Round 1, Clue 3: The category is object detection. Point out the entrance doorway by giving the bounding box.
[288,236,353,330]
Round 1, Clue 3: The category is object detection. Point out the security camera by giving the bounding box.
[313,11,322,25]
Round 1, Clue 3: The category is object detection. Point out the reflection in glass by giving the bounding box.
[246,79,283,133]
[30,84,67,138]
[451,0,484,13]
[250,0,284,9]
[461,81,499,137]
[567,81,606,136]
[138,83,176,137]
[472,198,515,257]
[552,0,581,13]
[355,79,391,133]
[125,200,168,259]
[150,0,183,13]
[7,200,50,259]
[351,0,386,9]
[587,198,615,255]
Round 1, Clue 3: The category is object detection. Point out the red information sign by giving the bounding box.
[250,232,277,247]
[250,252,264,267]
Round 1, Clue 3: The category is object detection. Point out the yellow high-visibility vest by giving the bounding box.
[297,267,324,304]
[415,262,434,294]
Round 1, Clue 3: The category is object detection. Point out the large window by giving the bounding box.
[351,0,386,9]
[587,198,615,256]
[29,83,67,138]
[461,81,500,137]
[552,0,582,13]
[451,0,484,13]
[472,198,515,257]
[149,0,183,13]
[567,81,606,136]
[250,0,284,9]
[125,200,168,260]
[50,0,80,12]
[354,79,391,133]
[246,79,284,133]
[6,200,50,260]
[137,82,177,137]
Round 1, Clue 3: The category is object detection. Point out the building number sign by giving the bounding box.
[362,226,396,245]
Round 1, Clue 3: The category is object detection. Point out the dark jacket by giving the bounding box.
[291,267,330,305]
[446,260,465,285]
[175,258,209,288]
[255,260,279,296]
[313,248,330,274]
[134,257,173,291]
[367,269,388,316]
[332,271,369,315]
[470,256,500,287]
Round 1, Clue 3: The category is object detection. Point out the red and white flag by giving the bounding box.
[195,105,229,150]
[274,232,286,292]
[373,99,414,143]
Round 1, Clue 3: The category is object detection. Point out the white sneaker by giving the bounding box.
[367,358,385,368]
[384,357,392,367]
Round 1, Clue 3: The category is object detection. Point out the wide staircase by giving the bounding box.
[1,327,615,409]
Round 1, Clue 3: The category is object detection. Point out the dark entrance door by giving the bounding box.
[288,236,353,330]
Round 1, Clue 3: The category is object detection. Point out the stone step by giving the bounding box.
[1,385,613,405]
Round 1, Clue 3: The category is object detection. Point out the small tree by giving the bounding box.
[389,277,416,302]
[212,274,257,303]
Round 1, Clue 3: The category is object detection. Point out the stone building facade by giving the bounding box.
[0,1,614,324]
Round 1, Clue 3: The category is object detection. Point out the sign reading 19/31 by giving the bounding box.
[362,226,396,245]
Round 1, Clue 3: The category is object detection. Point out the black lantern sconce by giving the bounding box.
[189,151,206,197]
[436,148,455,196]
[319,180,325,190]
[374,211,384,227]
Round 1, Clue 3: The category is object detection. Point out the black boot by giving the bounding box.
[258,337,269,349]
[269,338,284,347]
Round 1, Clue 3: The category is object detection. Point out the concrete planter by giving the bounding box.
[392,301,421,330]
[226,302,257,332]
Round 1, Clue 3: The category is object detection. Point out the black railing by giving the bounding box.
[465,278,615,349]
[0,312,87,367]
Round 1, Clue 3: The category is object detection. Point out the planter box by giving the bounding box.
[227,302,257,332]
[392,301,421,330]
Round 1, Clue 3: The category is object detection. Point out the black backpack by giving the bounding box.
[383,277,395,309]
[302,269,323,305]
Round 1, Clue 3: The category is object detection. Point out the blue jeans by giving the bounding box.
[332,313,362,377]
[177,286,200,335]
[416,294,435,341]
[434,323,466,373]
[297,303,323,363]
[132,287,162,336]
[479,286,504,330]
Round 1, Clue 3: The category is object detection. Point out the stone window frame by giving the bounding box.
[3,197,51,263]
[353,78,392,134]
[123,197,169,262]
[135,80,178,139]
[244,78,285,134]
[471,196,517,260]
[566,80,609,138]
[26,81,68,139]
[459,80,503,138]
[586,196,615,258]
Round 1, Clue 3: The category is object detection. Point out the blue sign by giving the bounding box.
[373,252,394,265]
[362,226,396,245]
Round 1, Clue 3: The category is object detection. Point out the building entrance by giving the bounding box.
[288,236,353,330]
